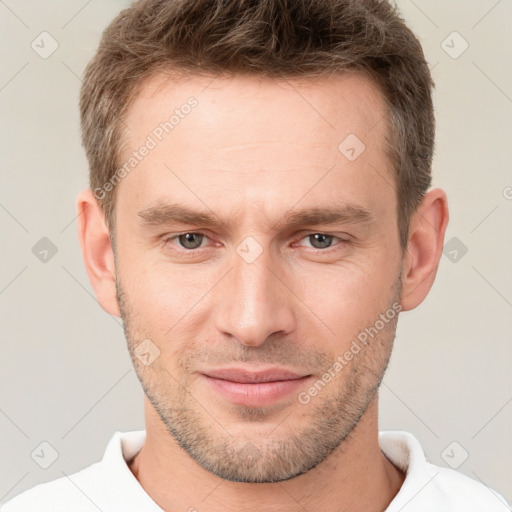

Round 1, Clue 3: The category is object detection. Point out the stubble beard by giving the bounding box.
[116,273,402,483]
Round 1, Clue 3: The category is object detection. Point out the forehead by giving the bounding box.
[116,71,394,223]
[123,71,388,149]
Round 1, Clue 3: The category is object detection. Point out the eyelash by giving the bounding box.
[163,232,349,255]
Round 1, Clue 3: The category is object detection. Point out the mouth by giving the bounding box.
[200,367,313,407]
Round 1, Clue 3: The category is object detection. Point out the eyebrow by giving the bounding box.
[137,202,374,231]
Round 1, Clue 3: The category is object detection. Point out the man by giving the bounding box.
[3,0,510,510]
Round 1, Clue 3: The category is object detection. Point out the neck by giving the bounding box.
[129,394,405,512]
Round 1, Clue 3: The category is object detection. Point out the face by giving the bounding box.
[113,72,404,483]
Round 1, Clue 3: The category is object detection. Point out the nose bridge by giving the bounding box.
[213,242,295,347]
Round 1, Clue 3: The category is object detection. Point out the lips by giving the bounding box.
[203,368,308,383]
[200,367,313,407]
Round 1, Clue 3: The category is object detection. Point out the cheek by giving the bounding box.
[121,260,217,357]
[122,249,201,310]
[291,253,399,345]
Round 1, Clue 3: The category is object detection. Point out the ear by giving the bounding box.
[76,189,120,317]
[400,188,449,311]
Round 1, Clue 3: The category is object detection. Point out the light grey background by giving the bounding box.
[1,0,511,506]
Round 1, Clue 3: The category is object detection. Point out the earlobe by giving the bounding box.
[76,189,121,317]
[400,188,449,312]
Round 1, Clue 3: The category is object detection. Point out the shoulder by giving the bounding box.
[379,431,510,511]
[1,430,145,512]
[423,464,511,511]
[1,463,103,512]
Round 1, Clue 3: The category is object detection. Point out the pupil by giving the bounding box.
[311,234,332,249]
[180,233,202,249]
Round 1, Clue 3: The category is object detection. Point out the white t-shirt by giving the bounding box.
[2,430,510,511]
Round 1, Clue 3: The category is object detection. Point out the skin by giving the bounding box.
[77,72,449,511]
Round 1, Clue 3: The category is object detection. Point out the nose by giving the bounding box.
[212,246,296,347]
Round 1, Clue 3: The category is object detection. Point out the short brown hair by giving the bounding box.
[80,0,434,249]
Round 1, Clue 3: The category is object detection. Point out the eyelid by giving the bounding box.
[164,231,212,250]
[163,230,350,253]
[293,232,350,251]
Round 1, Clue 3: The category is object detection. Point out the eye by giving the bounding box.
[296,233,347,250]
[168,232,207,250]
[306,233,335,249]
